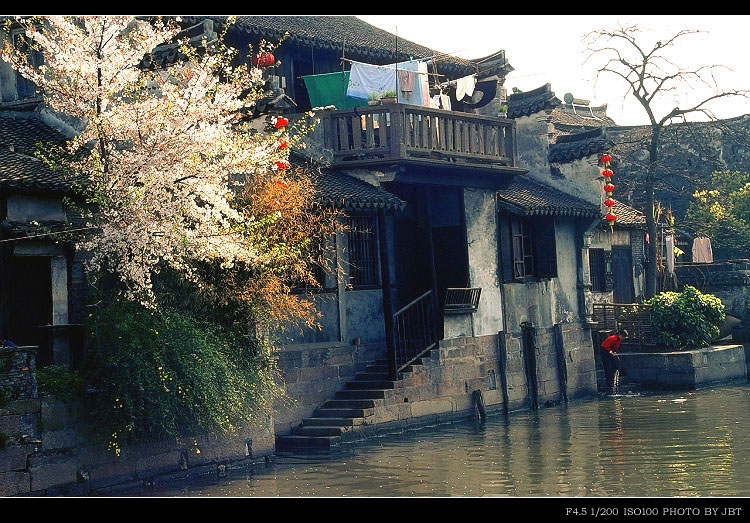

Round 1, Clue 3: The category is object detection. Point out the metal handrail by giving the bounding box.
[392,289,437,374]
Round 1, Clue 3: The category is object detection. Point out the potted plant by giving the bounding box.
[498,103,508,118]
[380,90,397,104]
[367,92,382,106]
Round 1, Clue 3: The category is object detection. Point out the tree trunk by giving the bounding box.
[644,131,660,299]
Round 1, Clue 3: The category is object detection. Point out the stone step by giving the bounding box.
[346,380,395,390]
[314,407,373,418]
[366,364,389,373]
[276,435,339,449]
[302,417,362,427]
[322,399,376,409]
[335,389,387,400]
[355,372,391,381]
[292,425,348,437]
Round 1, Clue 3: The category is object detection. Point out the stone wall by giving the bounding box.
[675,261,750,317]
[0,393,275,496]
[338,330,596,438]
[618,345,747,390]
[273,341,385,435]
[0,346,37,402]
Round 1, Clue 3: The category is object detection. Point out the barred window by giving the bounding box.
[347,215,379,287]
[290,235,331,293]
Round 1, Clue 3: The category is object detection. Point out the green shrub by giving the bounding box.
[646,286,725,350]
[85,299,281,456]
[36,365,86,397]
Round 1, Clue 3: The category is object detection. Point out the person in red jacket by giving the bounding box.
[600,329,628,388]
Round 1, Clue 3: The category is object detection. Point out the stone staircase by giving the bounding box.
[275,357,423,450]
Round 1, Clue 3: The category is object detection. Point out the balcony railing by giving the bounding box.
[321,103,517,171]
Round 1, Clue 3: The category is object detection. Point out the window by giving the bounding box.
[11,29,44,99]
[499,215,557,282]
[347,214,379,287]
[589,248,606,292]
[290,234,332,293]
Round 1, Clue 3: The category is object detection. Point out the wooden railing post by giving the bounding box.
[377,207,397,380]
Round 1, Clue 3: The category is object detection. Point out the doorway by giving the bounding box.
[8,256,53,367]
[612,247,635,303]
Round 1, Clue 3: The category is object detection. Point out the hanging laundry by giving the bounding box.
[692,237,713,263]
[347,61,397,100]
[455,74,476,101]
[347,59,431,107]
[430,94,441,109]
[439,93,451,111]
[303,71,368,110]
[398,70,415,97]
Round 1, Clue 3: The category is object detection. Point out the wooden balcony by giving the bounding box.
[321,103,517,172]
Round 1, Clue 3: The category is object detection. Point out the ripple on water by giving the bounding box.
[147,385,750,497]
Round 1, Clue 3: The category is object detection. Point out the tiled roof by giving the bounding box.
[496,176,600,218]
[548,127,613,163]
[0,113,81,194]
[506,83,561,119]
[609,199,646,229]
[291,153,405,212]
[551,104,617,129]
[182,16,480,79]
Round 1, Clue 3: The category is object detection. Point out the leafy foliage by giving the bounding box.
[646,286,725,350]
[36,365,86,398]
[683,171,750,259]
[86,297,281,456]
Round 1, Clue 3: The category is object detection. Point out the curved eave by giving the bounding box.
[313,198,407,213]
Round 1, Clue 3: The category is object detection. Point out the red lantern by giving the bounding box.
[274,159,290,170]
[278,139,289,150]
[604,183,615,193]
[600,154,612,164]
[605,213,617,221]
[252,52,275,68]
[273,116,289,129]
[273,179,289,189]
[601,169,613,178]
[604,198,616,207]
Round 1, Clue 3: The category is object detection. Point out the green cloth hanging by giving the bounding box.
[302,71,369,110]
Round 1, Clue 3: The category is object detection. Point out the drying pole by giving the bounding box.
[341,39,346,109]
[395,26,399,99]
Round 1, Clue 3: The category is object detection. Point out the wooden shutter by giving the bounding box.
[511,217,527,280]
[497,213,514,283]
[533,217,557,279]
[589,248,606,292]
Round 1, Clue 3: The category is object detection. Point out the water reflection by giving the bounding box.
[149,385,750,497]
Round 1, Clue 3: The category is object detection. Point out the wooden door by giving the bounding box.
[612,247,634,304]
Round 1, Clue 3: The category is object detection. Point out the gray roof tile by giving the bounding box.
[548,127,613,163]
[183,16,481,79]
[0,113,81,194]
[496,176,600,218]
[506,83,561,119]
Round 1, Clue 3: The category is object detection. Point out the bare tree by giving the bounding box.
[584,24,748,299]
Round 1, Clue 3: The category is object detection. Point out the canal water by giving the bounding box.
[150,383,750,497]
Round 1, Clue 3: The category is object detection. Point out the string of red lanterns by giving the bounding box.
[600,153,616,232]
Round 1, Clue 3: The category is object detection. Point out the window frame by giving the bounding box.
[346,213,381,289]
